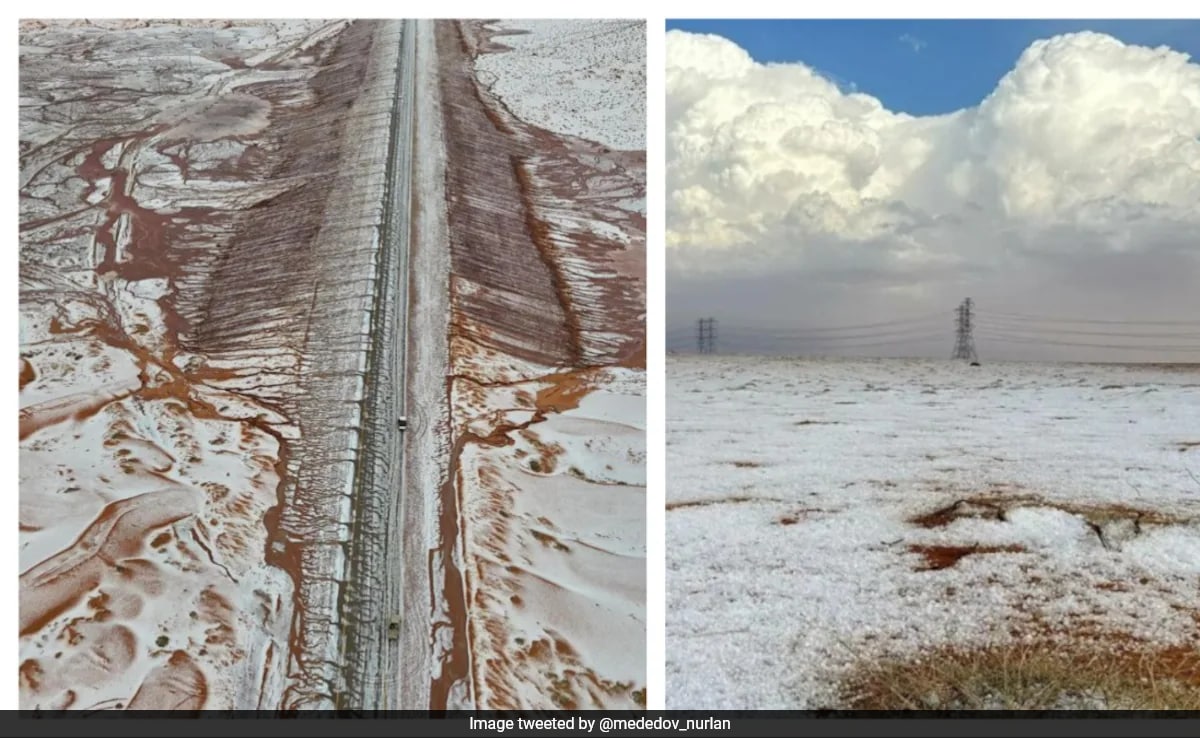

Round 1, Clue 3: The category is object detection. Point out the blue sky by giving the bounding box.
[665,19,1200,115]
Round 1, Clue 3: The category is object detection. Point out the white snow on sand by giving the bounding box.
[474,20,645,151]
[448,18,645,707]
[666,356,1200,708]
[453,363,646,709]
[19,19,397,709]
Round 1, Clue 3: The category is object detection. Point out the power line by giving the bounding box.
[712,325,954,342]
[984,310,1200,327]
[718,331,947,350]
[974,320,1200,339]
[674,302,1200,358]
[718,311,949,335]
[976,332,1200,352]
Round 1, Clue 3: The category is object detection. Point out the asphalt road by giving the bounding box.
[338,18,418,711]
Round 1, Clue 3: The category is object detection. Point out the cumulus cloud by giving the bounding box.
[666,29,1200,360]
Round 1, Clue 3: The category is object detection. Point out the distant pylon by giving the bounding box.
[697,317,717,354]
[951,298,979,362]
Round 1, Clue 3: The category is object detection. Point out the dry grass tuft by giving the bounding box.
[841,642,1200,710]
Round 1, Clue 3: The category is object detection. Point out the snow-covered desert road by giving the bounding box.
[337,18,418,711]
[18,19,430,711]
[19,18,646,712]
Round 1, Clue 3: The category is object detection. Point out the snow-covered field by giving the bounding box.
[474,20,645,152]
[666,356,1200,708]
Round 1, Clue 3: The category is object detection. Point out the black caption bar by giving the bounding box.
[8,711,1200,738]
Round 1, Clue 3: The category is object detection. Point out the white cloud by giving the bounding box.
[899,33,926,53]
[666,29,1200,359]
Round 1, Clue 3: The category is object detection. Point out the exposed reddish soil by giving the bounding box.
[442,20,644,371]
[910,498,1009,528]
[437,27,576,369]
[20,20,401,710]
[430,364,612,708]
[20,489,193,637]
[432,19,644,709]
[776,509,825,526]
[20,358,37,389]
[126,651,208,710]
[910,491,1190,529]
[908,544,1026,571]
[665,496,768,511]
[534,370,600,414]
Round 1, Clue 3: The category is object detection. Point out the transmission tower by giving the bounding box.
[951,298,979,363]
[697,317,717,354]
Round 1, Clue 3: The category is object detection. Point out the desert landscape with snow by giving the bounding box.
[432,19,646,710]
[20,18,645,711]
[667,356,1200,709]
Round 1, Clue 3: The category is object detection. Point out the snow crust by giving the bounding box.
[666,356,1200,708]
[474,20,645,151]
